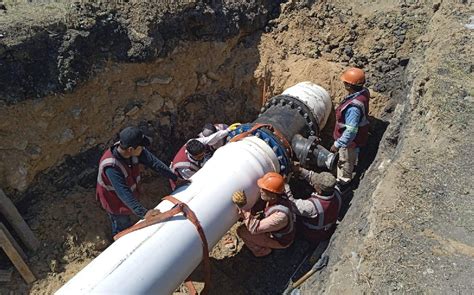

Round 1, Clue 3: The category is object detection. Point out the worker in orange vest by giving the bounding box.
[235,172,295,257]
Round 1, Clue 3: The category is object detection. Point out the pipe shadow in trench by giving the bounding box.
[188,238,324,295]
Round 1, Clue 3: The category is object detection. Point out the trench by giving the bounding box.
[0,1,430,294]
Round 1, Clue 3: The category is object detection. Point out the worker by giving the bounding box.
[198,123,229,152]
[96,126,183,236]
[169,139,207,189]
[170,123,241,189]
[235,172,295,257]
[288,167,341,243]
[330,67,370,188]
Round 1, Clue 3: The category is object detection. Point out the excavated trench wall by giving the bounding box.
[0,1,282,204]
[3,1,471,294]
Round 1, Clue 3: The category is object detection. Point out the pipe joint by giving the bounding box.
[227,123,292,175]
[291,134,337,171]
[259,95,320,138]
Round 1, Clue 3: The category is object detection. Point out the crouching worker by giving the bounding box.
[289,168,341,244]
[96,126,181,236]
[234,172,295,257]
[169,139,206,190]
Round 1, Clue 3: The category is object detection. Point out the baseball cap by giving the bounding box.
[119,127,151,148]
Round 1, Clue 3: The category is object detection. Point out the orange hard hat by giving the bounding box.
[257,172,285,194]
[340,67,366,86]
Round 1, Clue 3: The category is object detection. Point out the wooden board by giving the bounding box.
[0,188,40,251]
[0,223,36,284]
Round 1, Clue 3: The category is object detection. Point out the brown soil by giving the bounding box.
[0,0,472,294]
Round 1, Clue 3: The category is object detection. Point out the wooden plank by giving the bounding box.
[0,188,40,251]
[0,225,36,284]
[0,223,27,261]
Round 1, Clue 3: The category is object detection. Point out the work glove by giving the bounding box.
[144,208,162,220]
[231,190,247,208]
[227,123,242,131]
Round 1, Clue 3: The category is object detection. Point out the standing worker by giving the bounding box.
[330,67,370,188]
[96,126,182,236]
[234,172,295,257]
[289,167,341,244]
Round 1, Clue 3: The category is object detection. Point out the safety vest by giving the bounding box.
[300,191,342,241]
[169,144,201,189]
[333,89,370,148]
[96,145,141,215]
[264,197,295,247]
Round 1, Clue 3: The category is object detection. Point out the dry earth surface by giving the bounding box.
[0,0,472,294]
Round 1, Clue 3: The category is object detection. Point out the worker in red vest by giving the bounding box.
[235,172,295,257]
[170,123,240,189]
[169,139,207,190]
[288,168,341,243]
[96,126,183,236]
[330,68,370,187]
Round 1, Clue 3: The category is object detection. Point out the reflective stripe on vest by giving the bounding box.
[171,161,200,173]
[265,205,294,238]
[338,99,369,127]
[97,158,139,192]
[302,193,338,231]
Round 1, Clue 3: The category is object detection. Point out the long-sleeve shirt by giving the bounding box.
[195,129,229,150]
[241,207,288,235]
[105,147,177,218]
[289,197,319,218]
[334,106,361,148]
[288,168,318,218]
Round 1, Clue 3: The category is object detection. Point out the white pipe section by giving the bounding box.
[55,136,279,295]
[282,81,332,130]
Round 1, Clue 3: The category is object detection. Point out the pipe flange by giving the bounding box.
[261,95,320,137]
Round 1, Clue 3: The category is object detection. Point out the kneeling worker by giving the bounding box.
[169,139,207,189]
[289,168,341,243]
[96,126,182,236]
[234,172,295,257]
[170,123,241,189]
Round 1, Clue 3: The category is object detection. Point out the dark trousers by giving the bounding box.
[107,213,133,236]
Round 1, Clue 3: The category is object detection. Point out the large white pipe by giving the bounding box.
[56,82,333,295]
[55,136,279,295]
[282,81,332,130]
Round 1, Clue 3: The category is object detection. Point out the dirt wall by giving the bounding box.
[301,1,474,293]
[0,1,282,202]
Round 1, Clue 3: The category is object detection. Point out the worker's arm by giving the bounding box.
[298,167,314,184]
[334,106,361,148]
[139,148,178,182]
[243,211,288,234]
[105,167,148,219]
[195,129,229,146]
[175,167,195,180]
[288,197,319,218]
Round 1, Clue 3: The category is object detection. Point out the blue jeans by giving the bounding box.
[107,213,133,236]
